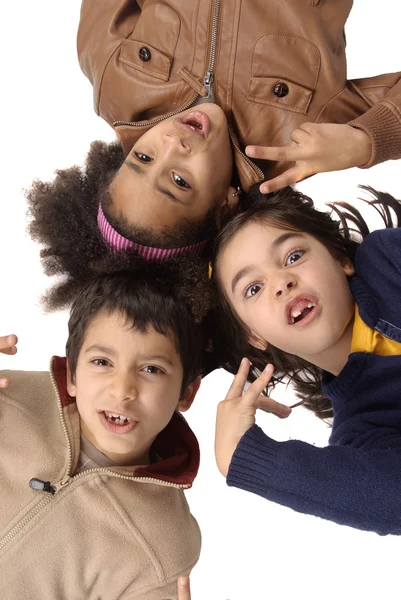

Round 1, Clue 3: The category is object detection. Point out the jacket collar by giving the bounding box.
[51,356,200,488]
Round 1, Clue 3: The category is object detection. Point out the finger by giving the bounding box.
[259,166,304,194]
[246,145,302,163]
[290,128,310,144]
[257,395,292,418]
[0,376,10,389]
[299,121,315,134]
[177,577,191,600]
[0,335,18,353]
[242,363,275,408]
[225,358,251,400]
[0,346,18,356]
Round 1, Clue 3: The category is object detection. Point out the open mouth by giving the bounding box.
[99,410,138,434]
[287,297,318,326]
[180,111,210,137]
[104,411,132,425]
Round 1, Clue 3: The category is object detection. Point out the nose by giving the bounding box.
[163,132,191,154]
[110,371,138,403]
[274,275,296,298]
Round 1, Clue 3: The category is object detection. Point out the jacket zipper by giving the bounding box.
[113,0,263,179]
[228,127,265,179]
[203,0,221,99]
[0,362,188,552]
[113,0,221,128]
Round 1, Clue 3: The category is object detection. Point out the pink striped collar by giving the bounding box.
[97,204,207,260]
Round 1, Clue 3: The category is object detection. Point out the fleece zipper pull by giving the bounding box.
[29,478,56,495]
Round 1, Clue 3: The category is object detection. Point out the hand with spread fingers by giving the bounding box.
[0,335,18,389]
[246,122,373,194]
[177,577,191,600]
[215,358,291,477]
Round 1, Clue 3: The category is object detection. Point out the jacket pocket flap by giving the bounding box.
[119,39,172,82]
[248,77,313,114]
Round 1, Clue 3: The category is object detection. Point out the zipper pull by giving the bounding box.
[203,71,215,99]
[29,478,56,495]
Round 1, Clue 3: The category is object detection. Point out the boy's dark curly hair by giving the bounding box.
[26,140,213,317]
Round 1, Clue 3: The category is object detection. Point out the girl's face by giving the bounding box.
[217,221,356,369]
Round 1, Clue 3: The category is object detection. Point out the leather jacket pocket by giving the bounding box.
[119,39,173,81]
[119,2,180,82]
[247,33,320,114]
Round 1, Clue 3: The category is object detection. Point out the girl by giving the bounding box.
[27,1,401,268]
[210,185,401,535]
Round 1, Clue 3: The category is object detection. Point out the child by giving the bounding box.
[27,1,401,267]
[208,185,401,535]
[0,270,204,599]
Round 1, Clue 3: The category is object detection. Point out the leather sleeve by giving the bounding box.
[77,0,142,119]
[347,72,401,167]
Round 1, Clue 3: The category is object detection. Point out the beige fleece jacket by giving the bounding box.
[0,357,201,599]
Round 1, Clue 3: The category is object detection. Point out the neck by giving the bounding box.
[300,314,355,376]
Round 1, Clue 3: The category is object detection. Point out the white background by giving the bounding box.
[1,2,400,599]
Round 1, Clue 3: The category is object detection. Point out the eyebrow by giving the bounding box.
[84,345,117,357]
[230,231,304,294]
[125,160,183,204]
[84,345,174,366]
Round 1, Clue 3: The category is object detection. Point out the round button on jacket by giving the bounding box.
[139,47,151,62]
[273,82,289,98]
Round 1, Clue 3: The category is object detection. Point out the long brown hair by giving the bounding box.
[212,185,401,420]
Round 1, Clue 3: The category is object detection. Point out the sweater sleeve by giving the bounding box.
[347,72,401,168]
[227,424,401,536]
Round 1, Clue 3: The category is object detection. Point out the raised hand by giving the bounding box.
[246,122,372,194]
[215,358,291,477]
[0,335,18,388]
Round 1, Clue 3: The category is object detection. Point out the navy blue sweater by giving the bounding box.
[227,228,401,535]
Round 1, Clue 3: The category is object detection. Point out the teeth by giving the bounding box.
[307,303,315,308]
[104,412,131,424]
[291,309,302,318]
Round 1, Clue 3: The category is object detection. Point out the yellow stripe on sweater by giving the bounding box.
[351,305,401,356]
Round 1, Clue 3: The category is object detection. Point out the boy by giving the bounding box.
[0,271,202,599]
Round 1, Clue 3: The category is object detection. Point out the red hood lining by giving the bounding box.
[52,357,200,487]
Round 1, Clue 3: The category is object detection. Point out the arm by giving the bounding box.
[227,424,401,536]
[348,72,401,168]
[246,71,401,194]
[215,360,401,536]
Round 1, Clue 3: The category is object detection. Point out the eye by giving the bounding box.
[142,365,164,375]
[244,283,263,298]
[173,173,190,188]
[285,249,304,266]
[91,358,111,367]
[134,152,152,163]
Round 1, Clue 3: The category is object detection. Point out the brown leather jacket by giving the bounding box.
[78,0,401,190]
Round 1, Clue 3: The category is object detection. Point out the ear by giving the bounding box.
[177,376,201,413]
[66,358,77,398]
[248,330,268,351]
[340,257,355,277]
[215,186,239,228]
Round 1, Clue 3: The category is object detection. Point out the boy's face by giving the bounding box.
[67,311,199,466]
[110,104,237,234]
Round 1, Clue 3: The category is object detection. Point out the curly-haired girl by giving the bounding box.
[27,1,401,268]
[210,185,401,535]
